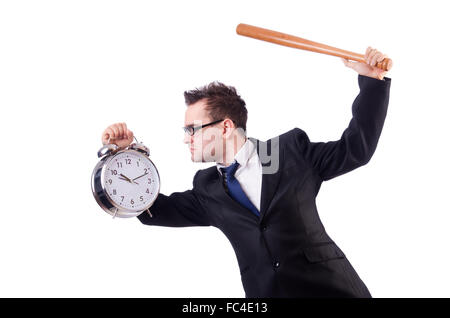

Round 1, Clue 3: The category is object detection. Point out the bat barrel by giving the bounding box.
[236,23,392,71]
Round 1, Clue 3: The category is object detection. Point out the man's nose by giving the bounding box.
[183,132,191,144]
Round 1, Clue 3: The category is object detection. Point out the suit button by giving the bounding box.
[261,225,267,231]
[273,261,280,268]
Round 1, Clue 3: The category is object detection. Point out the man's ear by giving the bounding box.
[223,118,235,138]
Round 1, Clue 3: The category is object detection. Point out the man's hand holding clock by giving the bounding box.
[91,122,160,218]
[102,122,134,149]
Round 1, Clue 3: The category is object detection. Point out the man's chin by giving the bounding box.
[190,153,202,162]
[191,153,215,163]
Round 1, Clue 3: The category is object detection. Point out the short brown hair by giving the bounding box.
[184,81,248,131]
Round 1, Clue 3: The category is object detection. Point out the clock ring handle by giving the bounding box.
[105,133,140,146]
[98,135,150,158]
[106,134,142,147]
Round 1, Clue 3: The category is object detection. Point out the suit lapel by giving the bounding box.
[249,137,283,223]
[207,137,283,224]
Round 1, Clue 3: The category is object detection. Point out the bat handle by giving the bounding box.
[376,58,393,71]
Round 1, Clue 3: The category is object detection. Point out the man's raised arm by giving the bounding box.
[293,74,391,181]
[292,47,392,181]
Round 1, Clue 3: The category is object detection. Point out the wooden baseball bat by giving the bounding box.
[236,23,392,71]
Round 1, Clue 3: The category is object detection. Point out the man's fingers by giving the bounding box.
[102,133,109,145]
[120,122,127,138]
[117,123,124,138]
[365,46,372,60]
[106,127,115,139]
[127,129,133,140]
[102,127,114,144]
[110,125,119,138]
[376,53,386,62]
[101,123,132,146]
[370,52,383,66]
[375,53,387,67]
[367,48,379,66]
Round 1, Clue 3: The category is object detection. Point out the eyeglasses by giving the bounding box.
[182,119,224,136]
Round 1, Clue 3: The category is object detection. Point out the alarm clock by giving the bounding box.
[91,138,160,218]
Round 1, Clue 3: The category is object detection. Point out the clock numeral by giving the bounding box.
[136,161,140,167]
[113,189,117,195]
[148,178,151,184]
[121,196,124,202]
[144,168,148,174]
[125,159,131,165]
[140,196,144,201]
[117,162,122,168]
[108,179,112,184]
[130,199,134,205]
[111,170,117,175]
[146,188,149,194]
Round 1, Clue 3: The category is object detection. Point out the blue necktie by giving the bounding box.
[221,161,260,217]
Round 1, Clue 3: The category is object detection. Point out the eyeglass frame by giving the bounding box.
[182,119,224,136]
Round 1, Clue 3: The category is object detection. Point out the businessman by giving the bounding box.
[101,47,392,297]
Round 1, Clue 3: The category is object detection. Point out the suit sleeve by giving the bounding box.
[293,74,391,181]
[136,171,210,227]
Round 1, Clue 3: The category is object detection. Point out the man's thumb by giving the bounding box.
[341,58,354,68]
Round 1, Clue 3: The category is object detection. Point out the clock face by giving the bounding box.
[103,150,160,212]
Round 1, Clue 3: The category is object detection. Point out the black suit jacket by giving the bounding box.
[138,74,391,297]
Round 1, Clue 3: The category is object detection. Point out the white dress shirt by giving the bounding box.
[216,138,262,211]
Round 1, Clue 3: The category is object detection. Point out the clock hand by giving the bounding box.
[119,173,132,182]
[120,173,139,185]
[133,172,149,181]
[118,176,131,183]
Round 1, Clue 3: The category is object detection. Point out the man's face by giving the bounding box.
[183,99,224,162]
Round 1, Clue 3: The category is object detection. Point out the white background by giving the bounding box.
[0,0,449,297]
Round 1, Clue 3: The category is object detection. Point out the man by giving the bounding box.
[101,47,392,297]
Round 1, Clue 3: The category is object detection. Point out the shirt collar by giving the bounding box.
[216,137,255,174]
